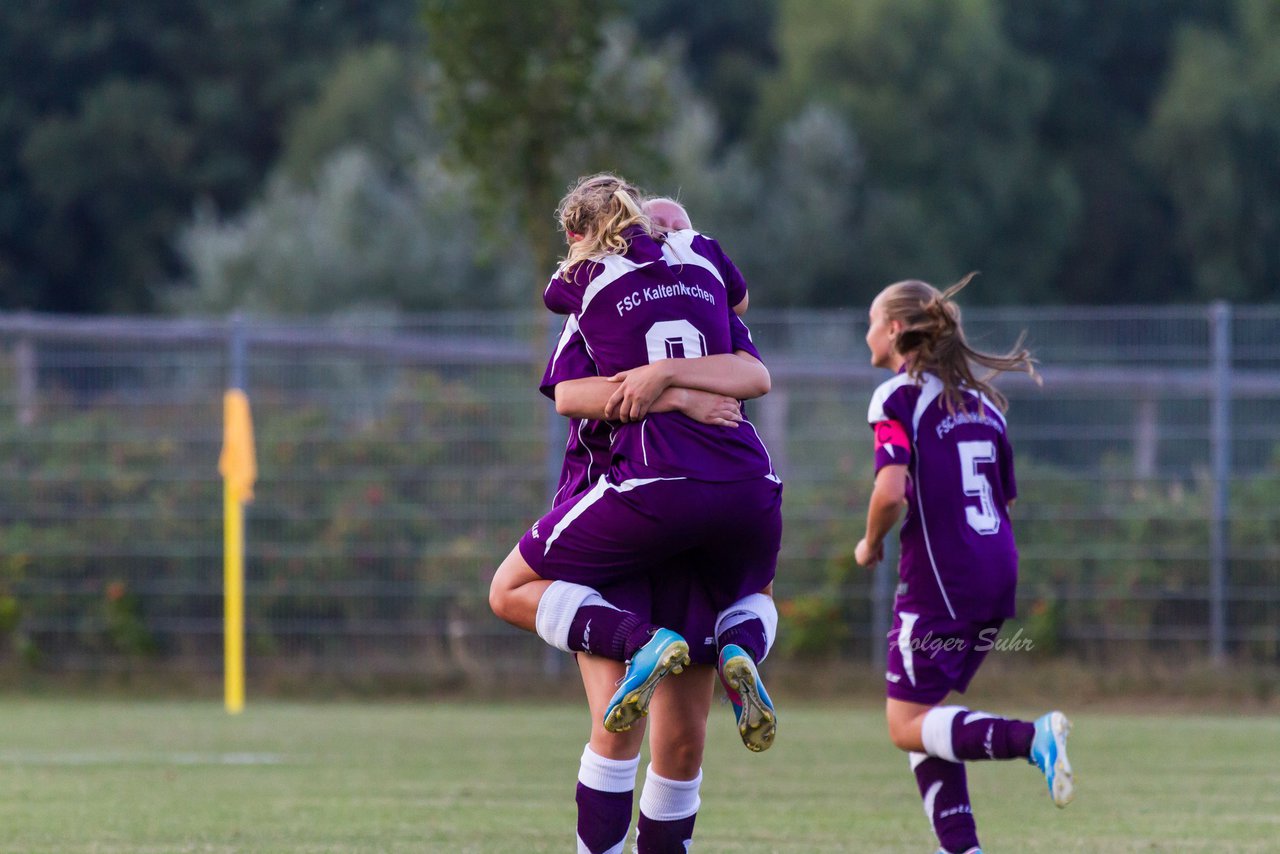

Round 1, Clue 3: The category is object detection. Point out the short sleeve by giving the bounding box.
[695,235,748,309]
[872,419,912,471]
[867,375,917,473]
[539,316,597,400]
[729,313,761,361]
[543,263,594,315]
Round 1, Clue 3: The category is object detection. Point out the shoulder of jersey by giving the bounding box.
[867,373,920,424]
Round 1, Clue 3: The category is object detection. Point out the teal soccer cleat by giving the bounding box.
[603,628,691,733]
[717,643,777,752]
[1030,710,1075,807]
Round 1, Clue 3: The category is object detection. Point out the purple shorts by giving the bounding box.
[885,611,1004,705]
[518,475,783,664]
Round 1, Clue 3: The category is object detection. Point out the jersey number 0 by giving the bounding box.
[645,319,707,363]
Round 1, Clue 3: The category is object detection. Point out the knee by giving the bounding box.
[488,574,513,623]
[886,716,919,752]
[655,737,704,779]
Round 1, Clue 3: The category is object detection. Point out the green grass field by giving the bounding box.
[0,698,1274,852]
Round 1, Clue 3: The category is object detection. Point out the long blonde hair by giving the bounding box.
[556,173,653,275]
[878,273,1038,413]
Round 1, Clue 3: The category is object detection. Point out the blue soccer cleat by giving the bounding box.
[935,849,983,854]
[1030,710,1074,807]
[718,643,777,752]
[603,628,691,733]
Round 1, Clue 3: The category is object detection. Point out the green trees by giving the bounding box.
[757,0,1080,302]
[421,0,676,282]
[0,0,419,312]
[3,0,1277,313]
[1144,0,1280,300]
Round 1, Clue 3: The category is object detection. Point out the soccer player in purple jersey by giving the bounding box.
[489,174,783,853]
[853,274,1073,854]
[545,244,781,748]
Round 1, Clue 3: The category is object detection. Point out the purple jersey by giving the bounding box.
[868,370,1019,621]
[544,227,774,483]
[540,308,763,505]
[660,229,749,310]
[541,315,609,507]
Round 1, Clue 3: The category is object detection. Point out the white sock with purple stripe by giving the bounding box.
[714,592,778,662]
[535,580,601,652]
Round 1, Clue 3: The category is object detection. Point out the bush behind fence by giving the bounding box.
[0,307,1277,686]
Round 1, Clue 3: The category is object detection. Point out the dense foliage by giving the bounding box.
[2,0,1277,314]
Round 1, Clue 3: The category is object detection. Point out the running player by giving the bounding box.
[854,273,1073,854]
[489,174,783,853]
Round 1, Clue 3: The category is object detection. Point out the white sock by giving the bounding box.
[577,744,640,793]
[920,705,966,763]
[714,592,778,660]
[639,764,702,821]
[535,580,600,652]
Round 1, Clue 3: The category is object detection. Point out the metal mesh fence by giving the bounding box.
[0,306,1276,684]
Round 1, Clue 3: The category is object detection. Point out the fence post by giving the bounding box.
[15,333,36,427]
[1208,302,1231,663]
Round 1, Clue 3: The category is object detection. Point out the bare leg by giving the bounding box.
[634,665,714,853]
[646,665,715,779]
[575,654,646,853]
[580,654,647,759]
[488,545,551,632]
[886,696,935,752]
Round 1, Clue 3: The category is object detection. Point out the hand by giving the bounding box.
[855,537,883,568]
[679,390,742,428]
[605,362,674,422]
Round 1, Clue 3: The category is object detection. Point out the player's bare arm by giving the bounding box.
[605,351,770,422]
[855,463,908,567]
[555,376,742,427]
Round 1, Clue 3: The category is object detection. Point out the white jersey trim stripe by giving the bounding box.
[909,376,958,619]
[659,231,726,289]
[868,373,918,424]
[897,611,920,687]
[549,315,581,370]
[580,254,652,315]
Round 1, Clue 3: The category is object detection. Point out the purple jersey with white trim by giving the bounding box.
[540,309,762,504]
[661,229,748,310]
[868,370,1019,621]
[544,228,773,482]
[540,316,608,507]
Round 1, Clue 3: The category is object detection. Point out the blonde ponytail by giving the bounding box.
[879,273,1038,413]
[556,174,653,275]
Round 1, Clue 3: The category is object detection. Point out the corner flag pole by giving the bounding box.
[218,321,255,714]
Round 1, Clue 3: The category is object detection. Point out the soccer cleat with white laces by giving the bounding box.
[1030,710,1075,807]
[717,643,777,752]
[603,628,690,733]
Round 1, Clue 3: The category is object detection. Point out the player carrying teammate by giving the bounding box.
[854,274,1073,854]
[489,174,783,853]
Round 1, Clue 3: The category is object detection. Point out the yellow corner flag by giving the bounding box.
[218,388,255,715]
[219,389,257,503]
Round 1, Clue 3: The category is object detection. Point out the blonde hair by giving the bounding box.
[877,272,1038,413]
[556,173,653,275]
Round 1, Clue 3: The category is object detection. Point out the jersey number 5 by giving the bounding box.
[645,319,707,363]
[957,440,1001,535]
